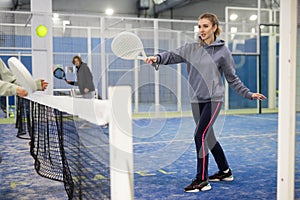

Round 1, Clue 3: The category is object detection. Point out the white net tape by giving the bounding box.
[27,93,110,126]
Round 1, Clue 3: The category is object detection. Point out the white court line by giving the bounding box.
[223,133,276,139]
[234,114,278,121]
[133,133,277,145]
[133,139,193,145]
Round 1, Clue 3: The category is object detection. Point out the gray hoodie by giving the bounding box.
[156,39,253,103]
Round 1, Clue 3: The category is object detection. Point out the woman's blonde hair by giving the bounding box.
[198,13,221,45]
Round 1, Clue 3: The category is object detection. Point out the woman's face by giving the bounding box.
[74,58,80,66]
[198,18,217,45]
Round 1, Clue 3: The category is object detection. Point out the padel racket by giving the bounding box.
[7,57,37,93]
[111,31,159,70]
[53,67,66,81]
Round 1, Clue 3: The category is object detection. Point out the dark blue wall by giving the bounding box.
[228,36,271,109]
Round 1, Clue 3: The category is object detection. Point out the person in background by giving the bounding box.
[0,58,48,163]
[66,56,95,99]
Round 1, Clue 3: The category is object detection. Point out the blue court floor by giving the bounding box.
[0,113,300,199]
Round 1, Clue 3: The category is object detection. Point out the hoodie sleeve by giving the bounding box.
[67,81,78,86]
[0,80,18,96]
[0,58,16,83]
[222,48,253,100]
[34,80,43,90]
[156,43,191,65]
[0,58,19,96]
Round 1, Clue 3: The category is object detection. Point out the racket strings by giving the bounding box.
[111,31,159,71]
[53,68,66,79]
[111,32,145,60]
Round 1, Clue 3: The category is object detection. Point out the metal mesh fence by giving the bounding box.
[0,9,279,112]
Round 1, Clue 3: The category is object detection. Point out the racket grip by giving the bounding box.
[152,63,159,71]
[137,56,159,70]
[136,56,147,60]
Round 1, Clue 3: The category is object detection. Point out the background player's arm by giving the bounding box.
[66,80,78,86]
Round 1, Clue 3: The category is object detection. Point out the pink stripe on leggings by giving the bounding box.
[201,102,221,180]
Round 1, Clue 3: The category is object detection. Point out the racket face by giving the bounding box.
[53,68,66,80]
[7,57,37,93]
[111,31,145,60]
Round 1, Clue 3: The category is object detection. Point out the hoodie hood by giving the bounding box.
[202,39,225,48]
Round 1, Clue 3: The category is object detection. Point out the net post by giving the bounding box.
[108,86,134,200]
[277,0,297,199]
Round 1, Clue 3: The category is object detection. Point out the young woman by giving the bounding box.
[145,13,266,192]
[66,56,95,99]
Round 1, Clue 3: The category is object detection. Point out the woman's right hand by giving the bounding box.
[145,56,158,64]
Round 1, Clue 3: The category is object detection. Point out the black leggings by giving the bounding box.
[191,102,229,181]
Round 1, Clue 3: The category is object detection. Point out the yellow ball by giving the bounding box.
[36,25,48,37]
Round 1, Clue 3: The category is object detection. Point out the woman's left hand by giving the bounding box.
[251,93,267,100]
[41,80,48,91]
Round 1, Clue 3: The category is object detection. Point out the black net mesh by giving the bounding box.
[16,97,110,200]
[15,96,32,139]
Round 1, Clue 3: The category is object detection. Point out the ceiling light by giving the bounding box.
[249,14,257,21]
[63,20,70,26]
[53,13,59,19]
[229,13,238,21]
[153,0,166,4]
[52,13,60,23]
[230,27,237,33]
[105,8,114,15]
